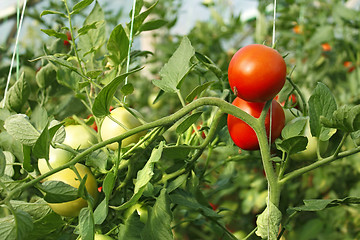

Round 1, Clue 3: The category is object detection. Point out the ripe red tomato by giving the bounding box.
[227,97,285,150]
[275,94,298,108]
[321,43,331,52]
[343,61,355,73]
[63,31,72,47]
[228,44,287,102]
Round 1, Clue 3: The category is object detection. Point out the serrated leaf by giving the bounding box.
[255,201,282,239]
[321,105,360,133]
[36,63,57,88]
[78,21,103,36]
[92,68,142,118]
[107,24,129,66]
[128,0,159,34]
[79,208,94,240]
[56,64,82,91]
[139,19,168,32]
[32,122,50,160]
[185,81,215,102]
[308,82,337,137]
[4,114,40,146]
[281,117,307,139]
[15,210,34,240]
[141,189,174,240]
[176,112,203,134]
[153,36,195,93]
[41,181,79,203]
[86,70,102,79]
[40,10,67,18]
[72,0,94,13]
[3,72,30,112]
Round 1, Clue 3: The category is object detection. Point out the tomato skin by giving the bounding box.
[228,44,287,102]
[227,97,285,150]
[100,107,146,150]
[38,125,97,175]
[46,163,98,217]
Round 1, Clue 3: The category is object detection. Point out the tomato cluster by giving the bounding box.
[227,44,287,150]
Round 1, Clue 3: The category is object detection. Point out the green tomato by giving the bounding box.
[46,163,98,217]
[100,107,146,150]
[38,125,97,175]
[124,203,148,223]
[290,117,328,161]
[81,233,114,240]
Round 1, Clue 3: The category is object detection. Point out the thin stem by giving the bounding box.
[242,227,258,240]
[279,146,360,185]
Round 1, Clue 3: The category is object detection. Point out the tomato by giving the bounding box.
[63,31,71,47]
[38,125,97,175]
[46,163,98,217]
[290,117,329,161]
[227,97,285,150]
[100,107,146,150]
[343,61,355,73]
[228,44,287,102]
[321,43,331,52]
[292,24,303,34]
[124,203,148,223]
[275,94,298,109]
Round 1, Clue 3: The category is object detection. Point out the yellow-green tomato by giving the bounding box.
[38,147,72,175]
[38,125,97,175]
[46,163,98,217]
[124,203,148,223]
[100,107,146,150]
[81,233,114,240]
[290,118,328,161]
[63,125,97,149]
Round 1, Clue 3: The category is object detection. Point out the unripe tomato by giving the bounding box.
[228,44,287,102]
[227,97,285,150]
[290,117,329,161]
[100,107,146,150]
[46,163,98,217]
[38,125,97,175]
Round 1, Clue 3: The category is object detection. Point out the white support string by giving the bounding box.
[2,0,27,108]
[272,0,277,47]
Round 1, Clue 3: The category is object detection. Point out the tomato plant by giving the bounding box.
[227,97,285,150]
[100,107,146,150]
[228,44,287,102]
[45,163,98,217]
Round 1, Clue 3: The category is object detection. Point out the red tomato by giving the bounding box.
[227,97,285,150]
[228,44,287,102]
[292,25,303,34]
[63,32,72,47]
[275,94,298,108]
[343,61,355,73]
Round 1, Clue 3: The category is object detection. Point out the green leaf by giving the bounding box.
[169,189,220,219]
[308,83,337,137]
[78,21,103,36]
[49,120,65,144]
[3,151,15,177]
[72,0,94,13]
[92,68,142,118]
[32,122,50,160]
[185,81,215,102]
[3,72,30,112]
[15,210,34,240]
[321,105,360,133]
[79,208,94,240]
[41,180,79,203]
[78,2,106,59]
[28,212,64,239]
[195,52,223,80]
[176,112,203,134]
[35,63,57,88]
[305,26,334,49]
[94,199,108,225]
[276,136,308,154]
[166,174,188,193]
[291,197,360,212]
[4,114,40,146]
[128,0,159,34]
[111,142,164,211]
[103,172,115,200]
[22,145,33,172]
[141,189,174,240]
[121,83,134,96]
[39,55,78,72]
[118,211,145,240]
[255,201,282,239]
[0,150,5,177]
[40,10,67,18]
[0,215,16,240]
[107,24,129,66]
[332,2,359,21]
[153,36,195,93]
[10,199,52,220]
[56,64,82,91]
[40,29,68,40]
[139,19,168,32]
[281,117,307,139]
